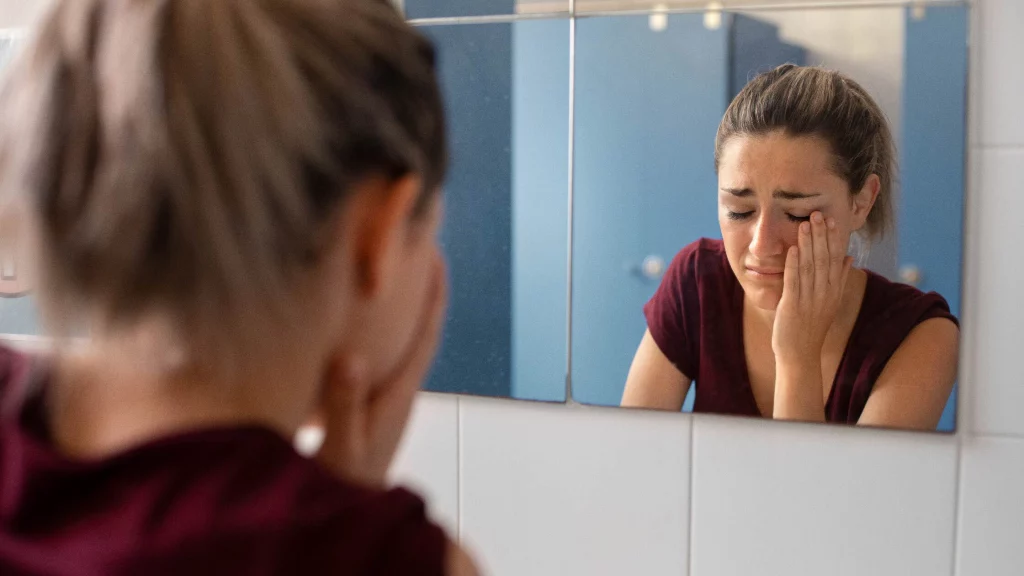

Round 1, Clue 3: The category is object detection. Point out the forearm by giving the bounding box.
[772,359,826,423]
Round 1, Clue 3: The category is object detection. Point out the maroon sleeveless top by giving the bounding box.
[644,238,958,423]
[0,346,446,576]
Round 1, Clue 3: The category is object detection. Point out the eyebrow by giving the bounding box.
[721,188,822,200]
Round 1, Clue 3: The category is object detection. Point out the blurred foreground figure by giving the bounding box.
[0,0,477,574]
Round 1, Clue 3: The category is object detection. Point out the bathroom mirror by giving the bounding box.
[570,4,968,432]
[415,20,571,401]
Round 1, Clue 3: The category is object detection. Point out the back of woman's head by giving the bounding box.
[0,0,446,355]
[715,64,895,239]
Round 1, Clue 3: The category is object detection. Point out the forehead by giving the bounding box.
[718,131,848,196]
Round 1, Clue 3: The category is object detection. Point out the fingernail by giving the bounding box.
[827,217,836,229]
[812,212,824,224]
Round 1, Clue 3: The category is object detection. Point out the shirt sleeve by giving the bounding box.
[643,243,702,380]
[917,292,959,329]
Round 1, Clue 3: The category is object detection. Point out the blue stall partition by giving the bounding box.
[900,6,969,432]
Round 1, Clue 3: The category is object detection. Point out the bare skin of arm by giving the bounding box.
[857,317,959,430]
[447,540,481,576]
[621,330,692,411]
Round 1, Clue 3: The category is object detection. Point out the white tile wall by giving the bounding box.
[976,0,1024,147]
[970,148,1024,436]
[390,393,460,535]
[690,416,957,576]
[459,398,690,576]
[957,437,1024,576]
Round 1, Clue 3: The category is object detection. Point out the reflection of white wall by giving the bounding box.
[752,8,905,279]
[0,0,49,28]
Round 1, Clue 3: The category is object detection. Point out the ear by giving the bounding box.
[351,175,423,298]
[851,174,881,231]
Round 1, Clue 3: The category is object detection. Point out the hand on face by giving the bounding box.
[771,211,853,365]
[315,253,448,487]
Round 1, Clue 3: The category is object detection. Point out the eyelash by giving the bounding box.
[726,211,811,223]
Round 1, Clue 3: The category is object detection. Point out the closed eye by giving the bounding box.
[786,213,812,223]
[726,210,754,221]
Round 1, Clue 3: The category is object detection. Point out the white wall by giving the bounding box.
[390,2,1024,574]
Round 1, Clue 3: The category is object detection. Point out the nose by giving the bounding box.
[749,213,785,261]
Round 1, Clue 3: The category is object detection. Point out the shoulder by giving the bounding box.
[121,430,449,574]
[860,270,959,330]
[232,446,448,573]
[665,238,731,284]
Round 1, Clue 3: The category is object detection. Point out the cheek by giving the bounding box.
[780,223,800,250]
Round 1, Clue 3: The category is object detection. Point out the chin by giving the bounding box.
[746,286,782,311]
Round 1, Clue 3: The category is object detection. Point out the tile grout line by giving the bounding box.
[951,434,965,576]
[686,415,696,576]
[456,396,464,543]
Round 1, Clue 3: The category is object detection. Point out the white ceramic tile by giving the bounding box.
[969,149,1024,436]
[389,392,460,535]
[691,416,957,576]
[977,0,1024,147]
[957,436,1024,576]
[460,398,691,576]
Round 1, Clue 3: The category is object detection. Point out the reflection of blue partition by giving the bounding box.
[512,21,570,402]
[420,24,513,397]
[729,14,807,99]
[572,15,729,407]
[900,6,968,432]
[405,0,514,19]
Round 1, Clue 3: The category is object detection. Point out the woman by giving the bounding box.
[622,65,959,429]
[0,0,477,574]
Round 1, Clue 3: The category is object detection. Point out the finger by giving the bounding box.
[783,245,800,301]
[798,221,813,303]
[825,217,847,290]
[367,255,448,435]
[377,254,449,393]
[364,256,449,479]
[811,212,829,295]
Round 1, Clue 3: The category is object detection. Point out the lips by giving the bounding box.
[745,265,784,277]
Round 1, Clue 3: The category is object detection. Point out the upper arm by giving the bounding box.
[621,330,692,411]
[446,540,480,576]
[858,318,960,430]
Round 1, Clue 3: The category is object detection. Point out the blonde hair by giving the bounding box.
[0,0,446,359]
[715,64,895,240]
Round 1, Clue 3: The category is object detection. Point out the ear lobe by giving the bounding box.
[853,174,881,228]
[354,175,423,298]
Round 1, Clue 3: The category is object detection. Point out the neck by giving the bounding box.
[48,330,325,460]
